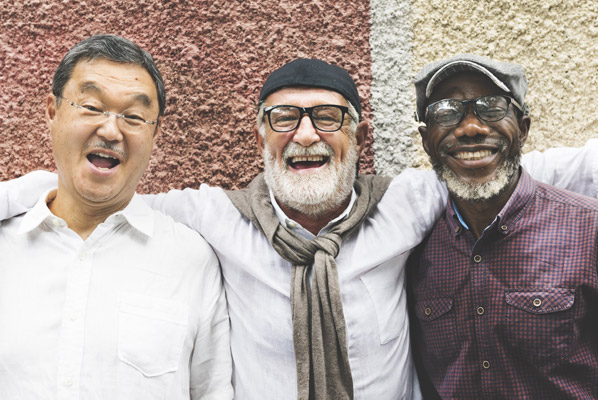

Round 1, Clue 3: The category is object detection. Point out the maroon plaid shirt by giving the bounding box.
[407,170,598,399]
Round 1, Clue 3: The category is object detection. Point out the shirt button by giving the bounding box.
[64,378,73,386]
[473,254,482,263]
[533,298,542,307]
[500,224,508,231]
[70,313,78,321]
[477,306,485,315]
[424,307,432,316]
[454,226,461,233]
[482,360,491,369]
[78,252,85,261]
[52,219,61,227]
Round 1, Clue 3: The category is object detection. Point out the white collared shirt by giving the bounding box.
[269,188,357,239]
[2,139,597,399]
[0,191,233,400]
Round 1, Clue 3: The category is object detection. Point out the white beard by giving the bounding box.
[433,152,520,202]
[263,140,358,217]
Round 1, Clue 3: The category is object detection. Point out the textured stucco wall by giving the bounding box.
[370,0,598,174]
[0,0,373,192]
[2,1,596,190]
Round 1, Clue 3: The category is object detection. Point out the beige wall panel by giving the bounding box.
[411,0,597,167]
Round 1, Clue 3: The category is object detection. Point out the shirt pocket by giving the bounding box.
[118,292,189,377]
[414,297,459,361]
[361,256,408,344]
[505,288,575,365]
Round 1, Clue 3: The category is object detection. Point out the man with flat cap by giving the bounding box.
[2,57,598,399]
[408,54,598,399]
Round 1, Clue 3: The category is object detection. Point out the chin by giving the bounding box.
[263,143,358,217]
[433,153,521,202]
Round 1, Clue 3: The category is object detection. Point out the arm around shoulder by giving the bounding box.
[521,138,598,198]
[0,170,57,220]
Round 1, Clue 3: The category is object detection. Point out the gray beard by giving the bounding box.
[432,151,521,202]
[263,141,358,217]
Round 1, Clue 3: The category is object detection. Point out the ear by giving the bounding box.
[46,94,57,128]
[418,125,431,155]
[354,121,368,156]
[518,115,530,147]
[254,125,265,156]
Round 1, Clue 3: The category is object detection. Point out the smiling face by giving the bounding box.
[419,72,530,201]
[47,58,161,214]
[256,87,366,217]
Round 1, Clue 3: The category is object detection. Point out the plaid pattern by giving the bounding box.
[407,170,598,399]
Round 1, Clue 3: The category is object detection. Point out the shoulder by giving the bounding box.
[149,209,219,268]
[535,181,598,213]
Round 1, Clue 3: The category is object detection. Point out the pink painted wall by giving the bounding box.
[0,0,373,192]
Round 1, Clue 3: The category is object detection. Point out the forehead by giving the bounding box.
[65,58,157,104]
[265,87,347,107]
[428,71,507,103]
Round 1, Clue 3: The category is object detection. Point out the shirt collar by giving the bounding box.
[446,168,536,236]
[18,190,155,237]
[269,188,357,239]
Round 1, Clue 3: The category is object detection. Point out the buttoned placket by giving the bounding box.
[53,218,113,400]
[468,221,509,396]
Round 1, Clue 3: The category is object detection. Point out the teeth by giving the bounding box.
[93,153,117,160]
[290,155,325,163]
[454,150,493,160]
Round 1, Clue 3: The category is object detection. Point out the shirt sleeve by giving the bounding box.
[188,240,233,400]
[521,138,598,198]
[143,186,210,233]
[0,170,57,220]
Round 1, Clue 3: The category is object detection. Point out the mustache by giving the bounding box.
[440,137,507,154]
[282,142,334,159]
[83,140,127,159]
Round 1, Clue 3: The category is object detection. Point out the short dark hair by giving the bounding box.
[52,34,166,115]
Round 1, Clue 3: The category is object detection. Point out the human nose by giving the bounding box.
[95,113,124,142]
[453,105,491,138]
[292,113,321,146]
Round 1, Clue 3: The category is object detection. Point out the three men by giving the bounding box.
[2,55,598,399]
[408,54,598,398]
[0,35,232,399]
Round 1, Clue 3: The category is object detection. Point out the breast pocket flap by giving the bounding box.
[415,297,453,321]
[505,288,574,314]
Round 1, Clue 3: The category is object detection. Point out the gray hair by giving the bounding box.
[52,34,166,116]
[256,100,359,138]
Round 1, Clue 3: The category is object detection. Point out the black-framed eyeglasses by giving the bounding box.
[263,104,351,133]
[58,96,157,133]
[425,95,524,127]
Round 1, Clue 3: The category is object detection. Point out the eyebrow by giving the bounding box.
[77,81,153,108]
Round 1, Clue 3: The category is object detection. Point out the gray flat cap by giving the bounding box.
[414,54,528,121]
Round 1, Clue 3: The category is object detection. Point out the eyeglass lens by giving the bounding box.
[63,98,155,133]
[431,95,510,127]
[268,105,344,132]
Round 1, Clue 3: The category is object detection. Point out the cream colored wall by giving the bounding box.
[370,0,597,175]
[410,0,598,168]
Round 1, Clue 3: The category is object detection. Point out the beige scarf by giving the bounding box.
[226,173,391,399]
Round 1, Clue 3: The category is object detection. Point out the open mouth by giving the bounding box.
[287,155,329,170]
[87,153,120,170]
[452,149,495,161]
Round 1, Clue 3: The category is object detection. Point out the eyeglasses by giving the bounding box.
[263,104,351,133]
[58,96,157,133]
[425,95,523,127]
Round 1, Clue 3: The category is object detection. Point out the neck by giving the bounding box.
[49,184,131,240]
[276,194,351,236]
[452,172,521,239]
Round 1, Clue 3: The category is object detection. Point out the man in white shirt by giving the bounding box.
[2,58,597,399]
[0,35,232,399]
